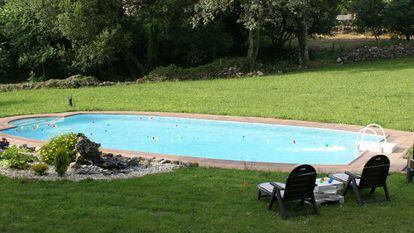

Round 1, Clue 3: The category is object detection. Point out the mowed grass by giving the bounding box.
[1,58,414,232]
[1,168,414,233]
[1,57,414,131]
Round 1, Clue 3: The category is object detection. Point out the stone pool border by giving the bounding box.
[0,111,412,173]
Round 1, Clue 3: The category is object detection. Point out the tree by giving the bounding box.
[386,0,414,41]
[351,0,387,39]
[192,0,265,65]
[0,0,66,78]
[125,0,236,68]
[58,0,145,77]
[192,0,339,66]
[0,42,11,80]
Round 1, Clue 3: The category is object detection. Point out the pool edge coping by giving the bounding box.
[0,111,412,173]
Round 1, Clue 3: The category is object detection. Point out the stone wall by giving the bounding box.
[338,43,414,64]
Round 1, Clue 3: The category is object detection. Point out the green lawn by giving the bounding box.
[1,57,414,131]
[1,58,414,232]
[1,168,413,233]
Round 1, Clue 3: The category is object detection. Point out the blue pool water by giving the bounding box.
[1,114,381,165]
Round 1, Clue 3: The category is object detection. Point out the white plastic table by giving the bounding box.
[314,178,344,205]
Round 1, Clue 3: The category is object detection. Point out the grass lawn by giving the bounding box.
[1,57,414,131]
[1,168,414,233]
[1,58,414,232]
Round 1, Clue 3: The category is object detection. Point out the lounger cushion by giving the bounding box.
[331,173,360,186]
[258,182,285,197]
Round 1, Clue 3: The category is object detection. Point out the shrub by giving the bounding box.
[54,149,71,177]
[406,147,413,159]
[40,133,77,165]
[385,0,414,41]
[0,146,38,170]
[31,163,49,176]
[143,58,254,82]
[0,75,101,92]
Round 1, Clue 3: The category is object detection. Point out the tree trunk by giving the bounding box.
[125,58,139,78]
[253,26,261,62]
[124,49,146,74]
[147,24,159,67]
[247,27,261,69]
[247,29,255,66]
[298,20,309,66]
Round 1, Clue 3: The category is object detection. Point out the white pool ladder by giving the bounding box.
[355,124,395,153]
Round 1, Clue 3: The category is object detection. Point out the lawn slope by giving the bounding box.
[1,57,414,131]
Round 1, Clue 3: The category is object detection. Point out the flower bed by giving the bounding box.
[0,134,197,181]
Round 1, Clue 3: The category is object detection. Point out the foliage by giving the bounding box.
[144,58,253,81]
[351,0,387,38]
[0,42,11,78]
[406,147,414,159]
[0,0,342,81]
[57,0,136,74]
[385,0,414,41]
[145,57,299,81]
[0,0,66,78]
[0,146,38,170]
[192,0,340,64]
[31,162,49,176]
[54,148,71,176]
[0,75,100,92]
[125,0,238,69]
[0,0,412,82]
[39,133,77,165]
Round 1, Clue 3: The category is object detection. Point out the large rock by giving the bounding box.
[99,154,140,170]
[71,134,102,168]
[70,134,141,170]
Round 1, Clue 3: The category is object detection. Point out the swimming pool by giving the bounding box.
[1,114,381,165]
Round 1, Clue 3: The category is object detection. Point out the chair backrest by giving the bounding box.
[359,155,390,188]
[283,165,317,200]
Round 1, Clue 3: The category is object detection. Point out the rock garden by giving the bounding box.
[0,133,197,181]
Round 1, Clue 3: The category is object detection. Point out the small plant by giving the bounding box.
[407,147,413,159]
[40,133,77,165]
[54,149,71,177]
[0,146,37,170]
[31,163,49,176]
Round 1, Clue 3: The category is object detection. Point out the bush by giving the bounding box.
[39,133,77,165]
[385,0,414,41]
[0,75,101,92]
[143,58,254,82]
[31,163,49,176]
[0,146,38,170]
[406,147,413,159]
[54,149,71,177]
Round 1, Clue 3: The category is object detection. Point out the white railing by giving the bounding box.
[355,123,387,152]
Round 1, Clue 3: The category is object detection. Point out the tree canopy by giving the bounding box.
[0,0,412,83]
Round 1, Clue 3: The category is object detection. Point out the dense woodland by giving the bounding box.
[0,0,413,82]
